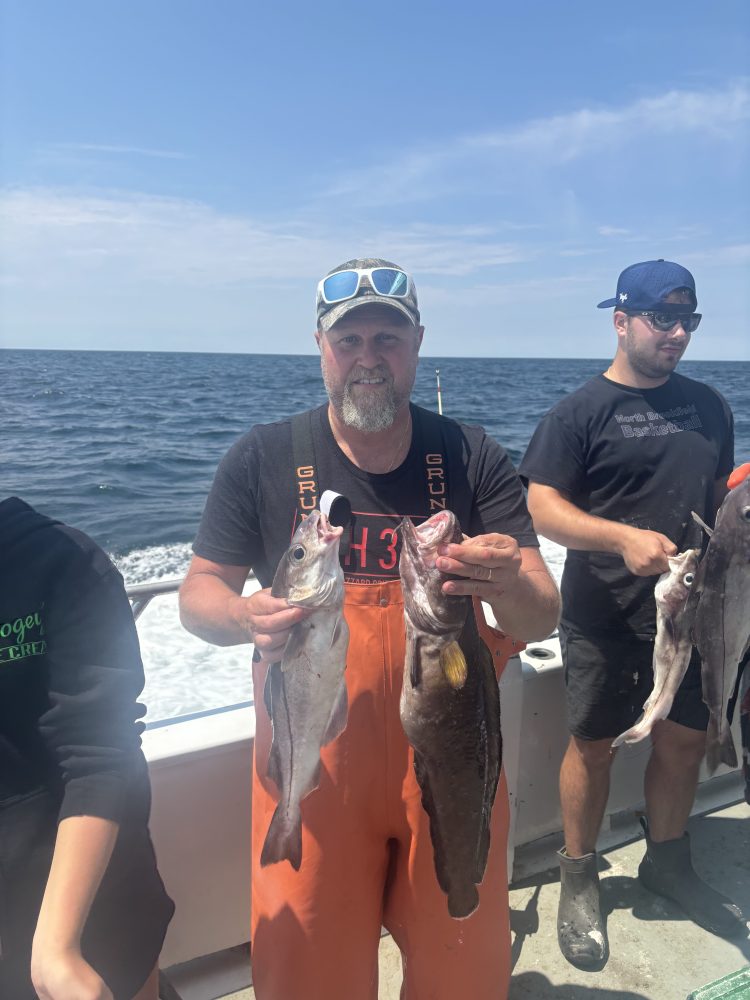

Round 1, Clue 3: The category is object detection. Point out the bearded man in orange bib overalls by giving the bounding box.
[180,258,560,1000]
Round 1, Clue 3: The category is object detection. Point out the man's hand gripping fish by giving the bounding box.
[261,510,349,870]
[613,548,701,748]
[399,510,502,919]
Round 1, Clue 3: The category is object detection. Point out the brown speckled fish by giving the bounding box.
[399,510,501,919]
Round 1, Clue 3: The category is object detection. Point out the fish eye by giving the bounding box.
[292,546,306,561]
[683,573,694,585]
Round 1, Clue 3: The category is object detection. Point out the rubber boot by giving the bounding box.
[557,848,608,968]
[638,818,747,938]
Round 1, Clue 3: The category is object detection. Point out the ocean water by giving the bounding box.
[3,350,749,723]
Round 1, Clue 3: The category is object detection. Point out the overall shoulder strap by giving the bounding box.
[290,410,319,521]
[415,404,457,516]
[417,405,526,669]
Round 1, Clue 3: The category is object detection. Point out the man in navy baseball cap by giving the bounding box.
[594,258,703,383]
[521,257,743,967]
[598,259,697,313]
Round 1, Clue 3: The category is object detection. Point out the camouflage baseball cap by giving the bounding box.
[316,257,420,332]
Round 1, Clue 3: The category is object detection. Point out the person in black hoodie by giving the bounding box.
[0,497,174,1000]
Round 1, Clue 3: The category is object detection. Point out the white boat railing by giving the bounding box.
[127,578,184,620]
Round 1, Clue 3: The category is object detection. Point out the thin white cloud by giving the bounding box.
[680,243,750,264]
[47,142,190,160]
[598,226,631,237]
[420,273,595,307]
[2,187,746,299]
[559,247,606,258]
[323,80,749,205]
[467,81,749,155]
[0,187,532,287]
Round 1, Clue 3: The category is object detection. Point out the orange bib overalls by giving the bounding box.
[251,581,516,1000]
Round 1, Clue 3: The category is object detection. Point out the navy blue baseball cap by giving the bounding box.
[597,259,697,312]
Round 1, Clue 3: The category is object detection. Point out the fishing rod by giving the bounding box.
[435,369,443,415]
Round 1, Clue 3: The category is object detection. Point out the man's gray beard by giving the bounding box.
[321,358,399,432]
[339,386,397,432]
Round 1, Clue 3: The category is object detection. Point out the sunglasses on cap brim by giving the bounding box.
[318,267,413,305]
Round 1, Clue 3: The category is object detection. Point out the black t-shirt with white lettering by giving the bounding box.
[193,403,538,587]
[519,373,734,635]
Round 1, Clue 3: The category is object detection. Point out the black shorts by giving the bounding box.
[559,623,710,741]
[0,789,174,1000]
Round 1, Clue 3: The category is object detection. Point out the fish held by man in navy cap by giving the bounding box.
[686,475,750,773]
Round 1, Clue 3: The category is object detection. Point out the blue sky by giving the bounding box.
[1,0,748,359]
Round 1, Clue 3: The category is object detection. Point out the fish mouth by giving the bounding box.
[414,510,459,550]
[401,511,460,571]
[311,509,343,546]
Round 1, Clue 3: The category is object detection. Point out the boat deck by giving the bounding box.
[164,782,749,1000]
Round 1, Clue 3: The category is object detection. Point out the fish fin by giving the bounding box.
[329,616,346,649]
[475,679,500,885]
[663,616,676,642]
[280,625,308,672]
[690,510,714,538]
[263,663,284,790]
[409,634,421,688]
[440,641,468,689]
[321,677,348,747]
[260,802,303,871]
[263,660,274,717]
[412,754,449,896]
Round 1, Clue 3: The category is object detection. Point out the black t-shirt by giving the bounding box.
[519,373,734,635]
[193,403,538,587]
[0,498,150,825]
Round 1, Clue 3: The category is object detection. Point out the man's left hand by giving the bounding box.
[437,533,522,597]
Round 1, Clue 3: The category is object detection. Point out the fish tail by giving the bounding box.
[260,804,303,870]
[719,729,739,770]
[706,722,738,773]
[612,718,651,748]
[705,740,721,776]
[447,882,480,919]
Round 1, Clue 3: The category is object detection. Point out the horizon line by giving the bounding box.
[2,347,747,363]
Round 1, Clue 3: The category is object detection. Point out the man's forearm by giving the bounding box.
[528,486,633,554]
[527,483,677,577]
[179,573,252,646]
[489,568,560,641]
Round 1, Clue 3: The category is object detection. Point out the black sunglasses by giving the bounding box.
[626,311,702,334]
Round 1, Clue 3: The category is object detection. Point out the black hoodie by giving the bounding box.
[0,497,149,823]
